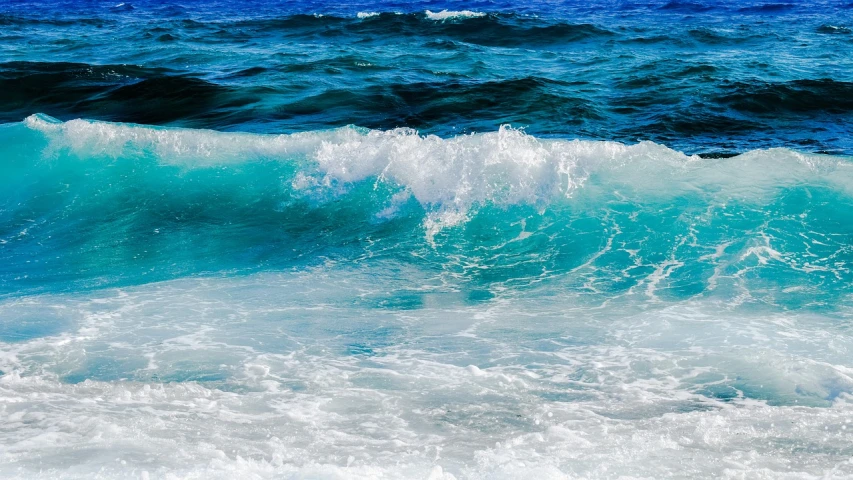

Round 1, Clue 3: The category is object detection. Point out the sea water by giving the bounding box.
[2,1,853,478]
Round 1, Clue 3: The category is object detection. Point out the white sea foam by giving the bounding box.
[357,11,379,19]
[2,269,853,478]
[425,10,487,21]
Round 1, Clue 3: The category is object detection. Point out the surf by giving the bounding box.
[1,115,851,308]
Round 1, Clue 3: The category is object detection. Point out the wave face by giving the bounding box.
[4,115,853,306]
[1,0,852,155]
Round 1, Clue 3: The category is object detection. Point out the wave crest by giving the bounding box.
[425,10,487,21]
[21,114,853,227]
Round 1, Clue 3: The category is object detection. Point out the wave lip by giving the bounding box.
[18,114,853,216]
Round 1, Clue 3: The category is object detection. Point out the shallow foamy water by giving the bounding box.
[2,265,853,479]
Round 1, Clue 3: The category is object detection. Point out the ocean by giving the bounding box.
[2,1,853,478]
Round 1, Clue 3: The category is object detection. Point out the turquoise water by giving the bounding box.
[4,115,853,306]
[3,1,853,478]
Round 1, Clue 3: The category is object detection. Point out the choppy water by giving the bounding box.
[2,1,853,479]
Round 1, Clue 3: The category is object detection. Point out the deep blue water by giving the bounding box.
[2,1,853,479]
[2,0,853,155]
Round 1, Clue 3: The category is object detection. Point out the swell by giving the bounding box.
[2,116,853,307]
[0,62,264,128]
[716,79,853,114]
[0,14,114,27]
[4,61,853,155]
[275,76,599,129]
[658,1,719,12]
[235,12,614,47]
[659,1,803,14]
[0,61,596,131]
[736,3,799,13]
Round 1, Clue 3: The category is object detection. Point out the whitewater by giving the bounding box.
[2,115,853,478]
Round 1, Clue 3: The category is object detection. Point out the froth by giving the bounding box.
[425,10,487,21]
[3,272,853,478]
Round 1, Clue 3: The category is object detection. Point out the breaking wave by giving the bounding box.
[2,115,852,305]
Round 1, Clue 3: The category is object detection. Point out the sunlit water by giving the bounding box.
[2,1,853,478]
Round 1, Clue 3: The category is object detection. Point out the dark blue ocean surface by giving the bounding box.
[3,2,853,479]
[1,0,853,154]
